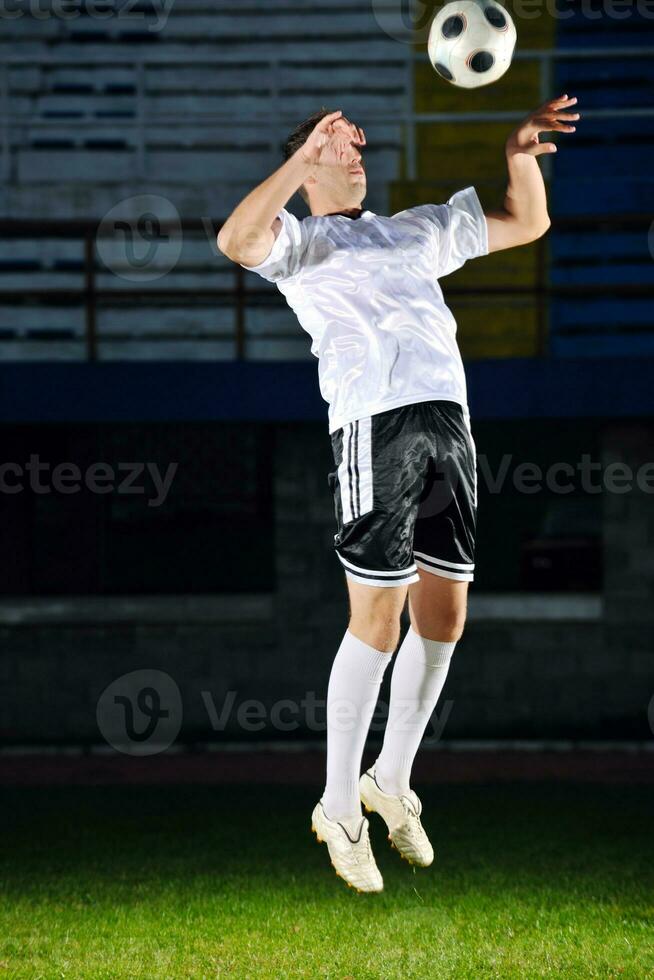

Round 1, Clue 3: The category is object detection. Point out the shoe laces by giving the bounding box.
[399,793,422,823]
[350,820,373,863]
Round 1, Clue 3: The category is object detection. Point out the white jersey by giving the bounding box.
[241,187,488,434]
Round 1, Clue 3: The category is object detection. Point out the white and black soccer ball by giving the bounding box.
[428,0,517,89]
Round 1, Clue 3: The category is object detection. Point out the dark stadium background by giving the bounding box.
[0,1,652,783]
[1,3,653,975]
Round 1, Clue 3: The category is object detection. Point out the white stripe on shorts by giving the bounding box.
[337,423,355,524]
[339,554,420,588]
[339,554,418,578]
[415,560,474,582]
[337,418,373,524]
[355,416,373,518]
[345,569,421,588]
[413,551,474,571]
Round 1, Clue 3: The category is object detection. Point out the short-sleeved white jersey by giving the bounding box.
[241,186,488,434]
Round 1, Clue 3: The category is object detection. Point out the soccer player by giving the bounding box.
[218,96,579,892]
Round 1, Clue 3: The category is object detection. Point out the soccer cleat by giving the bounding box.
[310,801,384,893]
[359,767,434,867]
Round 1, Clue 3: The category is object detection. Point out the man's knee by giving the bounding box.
[347,582,406,652]
[413,599,468,643]
[349,606,403,652]
[432,607,467,643]
[351,621,401,653]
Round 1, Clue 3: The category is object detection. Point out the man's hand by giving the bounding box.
[506,94,580,158]
[298,110,366,167]
[485,94,580,253]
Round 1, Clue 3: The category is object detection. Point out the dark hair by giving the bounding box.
[282,107,335,162]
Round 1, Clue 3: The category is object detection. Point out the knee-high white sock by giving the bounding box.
[375,626,456,796]
[322,630,392,823]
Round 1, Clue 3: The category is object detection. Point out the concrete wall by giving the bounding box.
[0,421,653,746]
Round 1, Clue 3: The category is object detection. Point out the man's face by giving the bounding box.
[308,116,367,207]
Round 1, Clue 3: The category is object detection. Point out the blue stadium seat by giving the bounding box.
[551,12,654,358]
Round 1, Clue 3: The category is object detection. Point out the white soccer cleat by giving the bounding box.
[359,767,434,868]
[310,801,384,893]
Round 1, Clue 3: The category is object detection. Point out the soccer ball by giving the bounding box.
[428,0,517,89]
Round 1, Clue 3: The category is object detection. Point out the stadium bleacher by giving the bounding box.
[1,0,653,363]
[550,7,654,357]
[1,0,411,359]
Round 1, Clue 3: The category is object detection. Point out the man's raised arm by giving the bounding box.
[485,94,580,253]
[217,109,345,267]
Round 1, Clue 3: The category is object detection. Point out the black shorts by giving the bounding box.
[328,401,477,588]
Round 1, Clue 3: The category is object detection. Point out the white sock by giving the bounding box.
[375,626,456,796]
[322,630,392,823]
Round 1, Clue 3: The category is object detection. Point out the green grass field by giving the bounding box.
[0,782,652,979]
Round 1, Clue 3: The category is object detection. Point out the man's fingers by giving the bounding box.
[534,111,579,127]
[347,120,363,144]
[553,98,578,109]
[530,142,558,156]
[330,128,354,152]
[331,116,350,133]
[551,93,578,105]
[333,117,361,145]
[539,125,576,134]
[536,119,577,133]
[329,121,350,140]
[537,111,580,123]
[330,116,366,150]
[317,110,343,133]
[540,95,578,113]
[338,132,355,159]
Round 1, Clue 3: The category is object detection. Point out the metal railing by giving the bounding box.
[1,44,652,358]
[405,46,654,181]
[1,46,653,182]
[0,212,652,361]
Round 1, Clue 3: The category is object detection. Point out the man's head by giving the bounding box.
[283,107,367,215]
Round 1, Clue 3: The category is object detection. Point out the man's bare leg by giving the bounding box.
[347,578,408,652]
[408,568,469,642]
[373,569,469,795]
